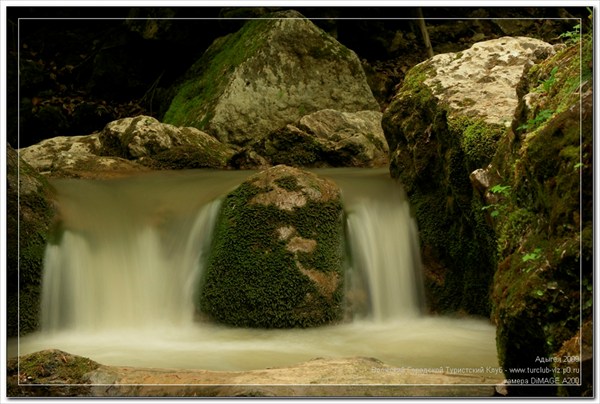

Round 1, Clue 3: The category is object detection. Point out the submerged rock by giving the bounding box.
[163,10,378,146]
[199,165,345,328]
[254,109,389,168]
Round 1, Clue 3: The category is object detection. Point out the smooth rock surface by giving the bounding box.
[19,134,146,178]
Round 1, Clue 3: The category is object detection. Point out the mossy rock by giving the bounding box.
[163,10,378,146]
[7,144,58,336]
[7,349,99,397]
[198,165,345,328]
[382,61,497,317]
[489,30,592,394]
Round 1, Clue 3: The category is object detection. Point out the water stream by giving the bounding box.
[11,168,499,374]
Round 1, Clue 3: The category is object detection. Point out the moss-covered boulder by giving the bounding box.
[163,10,378,146]
[198,165,345,328]
[7,349,99,397]
[489,27,592,396]
[7,144,58,336]
[382,37,554,317]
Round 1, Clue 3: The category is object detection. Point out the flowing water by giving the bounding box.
[11,168,499,374]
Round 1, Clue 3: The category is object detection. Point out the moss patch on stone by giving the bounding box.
[448,116,505,171]
[382,60,497,317]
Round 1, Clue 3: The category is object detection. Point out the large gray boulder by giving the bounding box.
[163,10,379,146]
[198,165,345,328]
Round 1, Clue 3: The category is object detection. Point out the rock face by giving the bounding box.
[382,36,555,317]
[163,10,379,146]
[198,165,345,328]
[7,144,57,336]
[422,37,554,126]
[254,109,389,167]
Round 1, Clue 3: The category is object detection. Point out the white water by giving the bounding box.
[12,168,499,373]
[346,193,425,321]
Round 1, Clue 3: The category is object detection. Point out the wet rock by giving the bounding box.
[198,165,345,328]
[255,109,388,168]
[163,10,378,146]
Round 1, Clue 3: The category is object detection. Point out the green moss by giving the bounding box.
[448,116,505,171]
[410,185,496,316]
[274,175,301,192]
[163,18,273,129]
[198,181,344,328]
[140,144,232,169]
[17,350,99,383]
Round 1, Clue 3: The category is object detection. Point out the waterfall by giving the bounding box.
[346,187,426,321]
[40,176,222,333]
[39,169,425,332]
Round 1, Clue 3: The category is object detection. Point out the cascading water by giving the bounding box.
[12,168,499,374]
[41,199,221,332]
[346,191,425,321]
